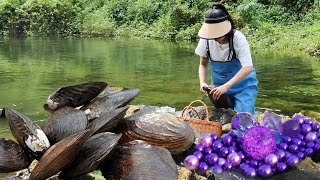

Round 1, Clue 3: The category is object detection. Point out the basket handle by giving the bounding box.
[181,100,209,121]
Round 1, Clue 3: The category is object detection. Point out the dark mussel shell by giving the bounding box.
[100,140,178,180]
[0,138,30,173]
[43,106,88,144]
[87,105,128,135]
[80,88,140,120]
[30,130,90,180]
[115,110,195,154]
[44,82,107,112]
[59,132,122,179]
[5,108,50,158]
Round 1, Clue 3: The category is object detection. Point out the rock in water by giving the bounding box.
[5,107,50,159]
[44,82,107,112]
[0,138,30,173]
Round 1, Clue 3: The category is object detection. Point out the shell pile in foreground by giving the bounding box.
[115,108,195,154]
[100,140,178,179]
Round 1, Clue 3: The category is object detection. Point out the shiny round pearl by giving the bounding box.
[286,155,299,167]
[227,152,241,166]
[204,147,213,155]
[296,152,306,160]
[238,151,246,160]
[307,142,315,148]
[198,162,209,174]
[222,162,233,170]
[199,134,213,148]
[218,157,226,166]
[222,135,233,147]
[183,155,200,170]
[283,136,292,143]
[305,132,317,142]
[195,144,204,152]
[211,140,223,152]
[228,146,237,153]
[265,153,278,167]
[204,153,219,165]
[289,144,299,154]
[314,143,320,152]
[240,163,250,170]
[297,134,305,140]
[285,152,292,159]
[258,164,273,177]
[293,115,305,124]
[243,166,256,178]
[304,118,313,125]
[209,165,223,173]
[301,124,312,135]
[279,143,288,150]
[193,151,204,160]
[293,138,302,146]
[250,160,259,168]
[210,134,219,141]
[274,149,286,161]
[219,147,229,157]
[312,123,320,131]
[299,147,306,152]
[305,147,314,157]
[276,162,287,173]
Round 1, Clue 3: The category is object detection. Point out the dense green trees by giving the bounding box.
[0,0,319,56]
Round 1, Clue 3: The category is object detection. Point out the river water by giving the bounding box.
[0,37,319,140]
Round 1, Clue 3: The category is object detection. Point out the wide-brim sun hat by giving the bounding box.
[198,8,231,39]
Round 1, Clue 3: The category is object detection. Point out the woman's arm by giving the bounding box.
[199,56,209,94]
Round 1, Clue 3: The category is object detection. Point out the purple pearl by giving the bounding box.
[258,164,273,177]
[283,136,292,143]
[218,157,226,166]
[219,147,229,157]
[301,124,312,135]
[301,141,306,146]
[274,149,286,161]
[312,123,320,131]
[304,118,313,125]
[279,143,288,150]
[195,144,204,152]
[297,134,305,140]
[285,152,292,159]
[283,120,301,138]
[293,138,302,146]
[236,137,243,144]
[204,147,213,155]
[222,135,233,146]
[250,160,259,168]
[209,165,223,173]
[193,151,204,160]
[199,134,213,148]
[240,163,250,170]
[317,139,320,144]
[296,152,306,160]
[228,146,237,153]
[307,142,315,148]
[276,162,287,173]
[210,134,219,141]
[183,155,200,170]
[243,166,256,178]
[204,153,219,165]
[289,144,299,154]
[198,162,209,174]
[314,144,320,152]
[222,162,233,170]
[227,152,241,166]
[293,115,305,124]
[265,153,278,167]
[211,140,223,152]
[286,155,299,167]
[238,151,246,160]
[305,147,314,157]
[305,132,317,142]
[299,147,306,152]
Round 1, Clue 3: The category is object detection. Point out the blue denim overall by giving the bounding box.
[208,41,258,114]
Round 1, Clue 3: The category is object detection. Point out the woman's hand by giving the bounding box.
[210,84,230,100]
[200,83,209,95]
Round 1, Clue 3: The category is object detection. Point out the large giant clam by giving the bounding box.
[30,130,91,180]
[5,108,50,158]
[0,138,30,173]
[80,88,140,120]
[43,106,88,144]
[44,82,107,112]
[59,132,122,179]
[100,140,178,180]
[114,107,195,154]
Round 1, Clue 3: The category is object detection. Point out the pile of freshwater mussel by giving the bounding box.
[0,82,196,180]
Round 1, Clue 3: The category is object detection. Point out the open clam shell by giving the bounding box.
[87,105,128,135]
[100,140,178,180]
[43,106,88,144]
[30,130,90,180]
[44,82,107,112]
[0,138,30,173]
[80,88,140,120]
[5,108,50,158]
[115,110,195,154]
[59,132,122,179]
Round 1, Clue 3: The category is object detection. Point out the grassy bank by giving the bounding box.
[0,0,319,57]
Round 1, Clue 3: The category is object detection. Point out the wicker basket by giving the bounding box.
[178,100,222,136]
